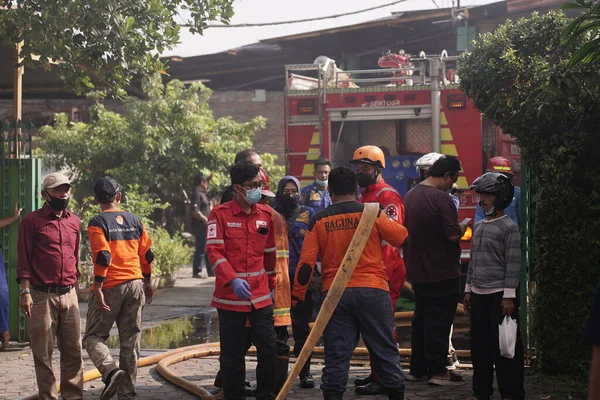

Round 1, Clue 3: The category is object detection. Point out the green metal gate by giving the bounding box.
[520,163,534,355]
[1,120,41,342]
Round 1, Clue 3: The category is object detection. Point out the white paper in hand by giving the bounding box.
[498,315,518,358]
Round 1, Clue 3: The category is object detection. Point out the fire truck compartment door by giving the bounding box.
[328,106,432,121]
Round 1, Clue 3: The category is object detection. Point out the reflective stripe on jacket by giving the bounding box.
[207,199,276,312]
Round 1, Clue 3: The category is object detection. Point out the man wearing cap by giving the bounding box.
[191,172,212,278]
[17,172,83,400]
[83,177,154,400]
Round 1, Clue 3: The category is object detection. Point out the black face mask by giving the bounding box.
[356,173,374,188]
[279,193,299,210]
[46,194,69,211]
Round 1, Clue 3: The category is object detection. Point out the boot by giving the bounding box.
[299,359,315,389]
[274,355,290,395]
[385,386,405,400]
[354,374,373,386]
[355,381,385,395]
[322,390,344,400]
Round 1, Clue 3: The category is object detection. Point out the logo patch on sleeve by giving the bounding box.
[384,204,398,221]
[207,223,217,239]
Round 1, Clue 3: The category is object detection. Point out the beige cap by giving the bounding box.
[42,173,72,191]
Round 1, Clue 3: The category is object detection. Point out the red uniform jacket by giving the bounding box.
[358,179,406,305]
[207,199,277,312]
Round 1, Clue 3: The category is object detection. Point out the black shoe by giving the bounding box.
[299,371,315,388]
[354,374,373,386]
[100,369,126,400]
[385,386,405,400]
[323,390,344,400]
[355,381,385,396]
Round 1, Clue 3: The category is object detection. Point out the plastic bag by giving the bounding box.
[498,315,518,358]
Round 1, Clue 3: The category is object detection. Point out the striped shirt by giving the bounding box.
[465,215,521,298]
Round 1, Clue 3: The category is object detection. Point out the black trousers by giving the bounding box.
[410,279,460,377]
[192,223,211,276]
[470,292,525,400]
[290,274,314,359]
[218,306,277,400]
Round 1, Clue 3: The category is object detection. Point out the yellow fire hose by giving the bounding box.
[13,342,471,400]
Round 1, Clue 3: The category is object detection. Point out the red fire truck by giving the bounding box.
[283,50,521,268]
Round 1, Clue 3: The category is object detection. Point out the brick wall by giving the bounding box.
[209,91,285,165]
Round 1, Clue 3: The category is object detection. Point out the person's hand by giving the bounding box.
[501,298,515,316]
[463,293,472,314]
[12,202,22,219]
[94,289,111,312]
[230,278,251,300]
[144,281,154,305]
[0,330,10,351]
[19,293,32,317]
[200,215,208,224]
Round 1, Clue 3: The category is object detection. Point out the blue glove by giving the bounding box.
[230,278,252,300]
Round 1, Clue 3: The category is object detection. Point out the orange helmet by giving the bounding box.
[487,156,513,174]
[349,145,386,168]
[259,168,275,198]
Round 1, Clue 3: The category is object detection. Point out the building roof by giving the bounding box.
[0,0,573,97]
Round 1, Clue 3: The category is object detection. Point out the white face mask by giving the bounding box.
[316,179,328,187]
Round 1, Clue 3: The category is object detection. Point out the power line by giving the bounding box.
[179,0,411,28]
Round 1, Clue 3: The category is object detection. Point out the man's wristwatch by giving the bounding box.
[19,288,30,297]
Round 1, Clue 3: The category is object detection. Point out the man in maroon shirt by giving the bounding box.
[17,172,83,400]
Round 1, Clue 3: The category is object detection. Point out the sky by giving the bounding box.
[166,0,502,58]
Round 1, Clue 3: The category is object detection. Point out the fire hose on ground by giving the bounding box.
[15,203,471,399]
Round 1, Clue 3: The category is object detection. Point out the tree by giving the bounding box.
[0,0,234,95]
[563,1,600,66]
[38,77,285,219]
[459,11,600,376]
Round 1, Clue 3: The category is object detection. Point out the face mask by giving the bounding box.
[243,187,262,205]
[480,200,496,217]
[46,194,69,211]
[356,173,374,188]
[316,179,328,187]
[280,193,299,209]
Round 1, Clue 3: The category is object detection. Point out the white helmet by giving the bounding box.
[415,152,445,171]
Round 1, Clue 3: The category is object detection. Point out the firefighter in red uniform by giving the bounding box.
[207,160,277,400]
[350,145,406,396]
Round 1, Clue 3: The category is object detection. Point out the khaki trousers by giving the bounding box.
[28,287,84,400]
[83,280,144,399]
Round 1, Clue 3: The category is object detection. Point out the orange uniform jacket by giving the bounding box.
[292,201,408,301]
[88,210,153,290]
[272,211,291,326]
[358,179,406,304]
[207,199,277,312]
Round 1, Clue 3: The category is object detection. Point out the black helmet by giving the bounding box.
[470,172,514,210]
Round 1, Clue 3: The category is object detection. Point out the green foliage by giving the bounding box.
[563,1,600,66]
[148,226,194,276]
[38,77,284,207]
[460,11,600,376]
[0,0,234,95]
